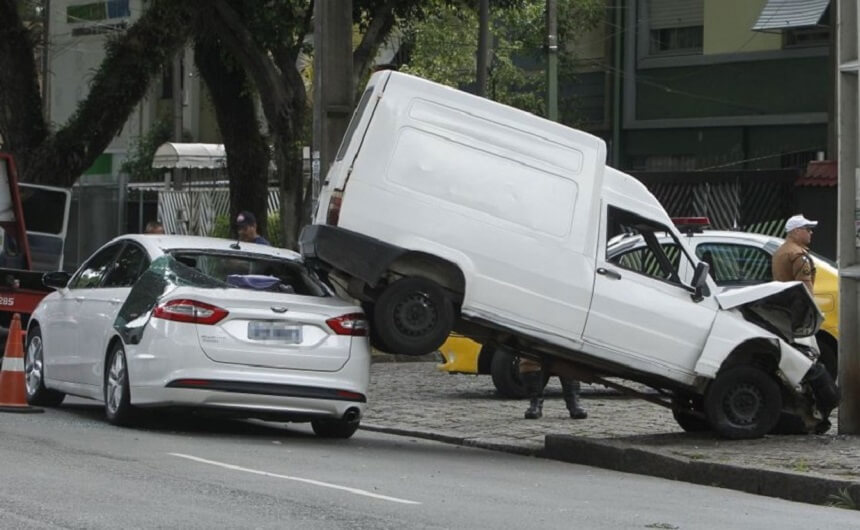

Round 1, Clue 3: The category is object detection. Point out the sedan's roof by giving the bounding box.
[119,234,302,261]
[680,230,778,245]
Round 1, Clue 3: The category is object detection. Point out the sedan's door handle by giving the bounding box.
[596,267,622,280]
[74,296,85,303]
[109,298,123,305]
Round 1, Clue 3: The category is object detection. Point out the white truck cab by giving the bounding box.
[300,71,838,439]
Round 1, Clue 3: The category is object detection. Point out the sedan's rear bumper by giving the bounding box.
[130,385,365,422]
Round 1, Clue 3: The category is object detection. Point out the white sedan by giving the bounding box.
[26,235,370,438]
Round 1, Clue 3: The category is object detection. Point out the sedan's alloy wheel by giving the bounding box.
[25,335,44,396]
[106,350,126,415]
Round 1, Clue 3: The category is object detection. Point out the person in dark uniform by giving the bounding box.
[519,356,587,420]
[235,211,270,245]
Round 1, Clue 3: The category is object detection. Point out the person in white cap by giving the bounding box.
[772,214,818,292]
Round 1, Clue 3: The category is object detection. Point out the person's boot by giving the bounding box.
[522,371,544,420]
[562,378,587,419]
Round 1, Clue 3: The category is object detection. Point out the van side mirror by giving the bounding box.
[43,271,71,289]
[691,262,710,302]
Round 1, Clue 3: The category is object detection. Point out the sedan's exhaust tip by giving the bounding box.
[343,407,361,423]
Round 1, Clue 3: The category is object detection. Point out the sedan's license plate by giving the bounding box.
[248,321,302,343]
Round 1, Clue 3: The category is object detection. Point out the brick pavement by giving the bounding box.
[362,360,860,506]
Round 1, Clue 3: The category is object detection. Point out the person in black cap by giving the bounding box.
[235,210,270,245]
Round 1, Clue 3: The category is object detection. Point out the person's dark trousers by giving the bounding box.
[561,378,587,419]
[522,371,544,419]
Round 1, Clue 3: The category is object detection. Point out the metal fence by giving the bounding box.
[157,188,281,236]
[637,171,796,237]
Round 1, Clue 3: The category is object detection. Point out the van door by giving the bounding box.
[314,71,389,224]
[583,206,718,376]
[19,183,72,272]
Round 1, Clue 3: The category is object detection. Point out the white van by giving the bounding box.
[300,71,838,439]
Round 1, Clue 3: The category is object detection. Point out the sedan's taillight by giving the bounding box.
[153,299,228,325]
[326,313,368,336]
[326,190,343,225]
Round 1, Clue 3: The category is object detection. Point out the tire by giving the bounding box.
[104,342,137,426]
[24,326,65,407]
[311,418,360,439]
[489,348,548,399]
[704,365,782,440]
[373,277,454,356]
[361,302,393,353]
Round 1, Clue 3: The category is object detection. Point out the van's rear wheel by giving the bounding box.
[704,366,782,439]
[374,277,454,356]
[361,302,394,353]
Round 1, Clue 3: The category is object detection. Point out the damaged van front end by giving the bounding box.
[697,282,839,436]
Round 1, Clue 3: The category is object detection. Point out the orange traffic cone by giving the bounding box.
[0,314,43,413]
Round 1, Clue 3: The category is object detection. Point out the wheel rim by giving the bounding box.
[392,291,438,337]
[722,383,763,426]
[106,350,125,414]
[25,336,43,396]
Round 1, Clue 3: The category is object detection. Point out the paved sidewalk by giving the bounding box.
[362,360,860,508]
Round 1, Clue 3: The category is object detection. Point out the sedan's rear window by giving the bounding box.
[168,250,329,297]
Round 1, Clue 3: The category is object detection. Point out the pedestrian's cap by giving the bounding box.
[236,210,257,228]
[785,214,818,233]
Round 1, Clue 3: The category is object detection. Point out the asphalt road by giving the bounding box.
[1,398,857,529]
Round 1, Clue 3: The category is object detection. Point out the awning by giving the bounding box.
[752,0,830,31]
[152,143,227,169]
[796,160,836,187]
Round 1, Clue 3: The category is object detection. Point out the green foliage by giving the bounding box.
[266,211,284,247]
[120,119,172,182]
[209,211,283,248]
[826,488,859,510]
[399,0,604,118]
[210,213,232,239]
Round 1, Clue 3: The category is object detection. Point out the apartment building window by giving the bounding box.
[67,1,130,36]
[646,0,704,55]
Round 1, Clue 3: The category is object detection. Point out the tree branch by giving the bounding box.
[19,0,195,185]
[353,0,399,91]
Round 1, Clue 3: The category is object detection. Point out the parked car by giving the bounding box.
[26,235,370,438]
[300,70,838,439]
[441,225,840,398]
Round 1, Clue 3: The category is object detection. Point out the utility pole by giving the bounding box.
[476,0,489,97]
[546,0,558,121]
[312,0,353,220]
[172,51,184,191]
[837,0,860,434]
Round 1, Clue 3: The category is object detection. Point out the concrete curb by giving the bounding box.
[360,424,541,457]
[360,423,860,507]
[544,434,860,507]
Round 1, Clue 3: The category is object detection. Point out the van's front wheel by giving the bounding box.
[704,366,782,439]
[374,277,454,356]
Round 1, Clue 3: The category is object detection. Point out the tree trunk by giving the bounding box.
[208,0,307,249]
[194,36,270,240]
[0,0,48,161]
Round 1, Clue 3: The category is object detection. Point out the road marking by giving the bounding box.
[169,453,421,505]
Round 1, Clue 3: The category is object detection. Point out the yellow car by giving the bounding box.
[438,230,839,394]
[438,336,548,398]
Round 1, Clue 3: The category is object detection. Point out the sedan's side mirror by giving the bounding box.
[691,262,710,303]
[43,271,72,290]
